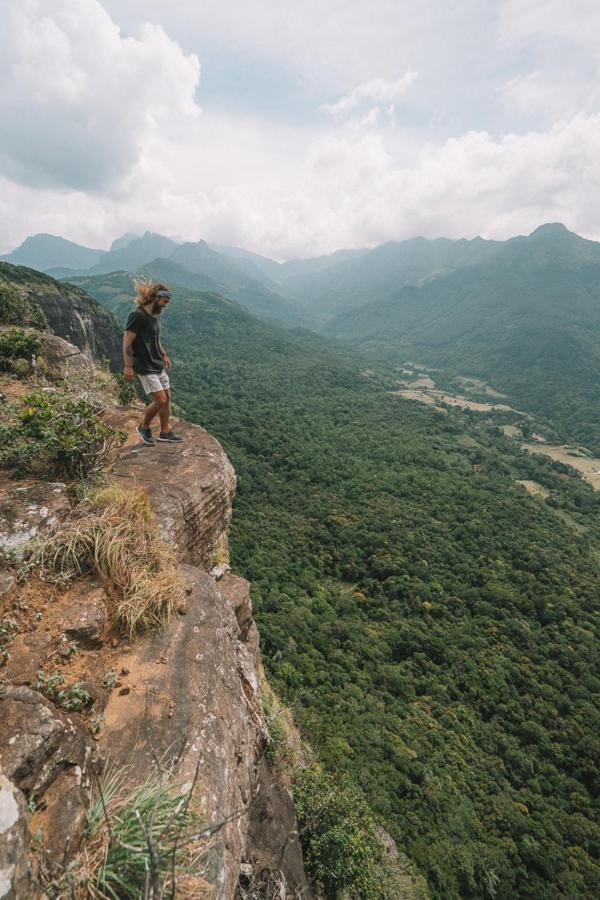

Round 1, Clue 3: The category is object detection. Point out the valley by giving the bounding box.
[3,227,600,899]
[390,363,600,491]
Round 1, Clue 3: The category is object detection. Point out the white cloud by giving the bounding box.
[0,0,200,190]
[321,72,418,118]
[501,69,600,121]
[3,109,600,260]
[497,1,600,124]
[2,1,600,259]
[498,0,600,48]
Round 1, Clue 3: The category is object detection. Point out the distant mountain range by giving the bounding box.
[5,224,600,448]
[7,223,599,329]
[1,231,307,328]
[321,223,600,449]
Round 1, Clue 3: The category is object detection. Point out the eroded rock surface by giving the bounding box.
[0,773,39,899]
[219,574,254,643]
[38,332,95,382]
[4,632,51,686]
[63,586,108,647]
[0,686,97,873]
[239,756,311,899]
[100,564,309,899]
[0,573,15,604]
[112,421,236,569]
[0,481,69,559]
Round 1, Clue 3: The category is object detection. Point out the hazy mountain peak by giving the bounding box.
[0,233,105,272]
[10,233,103,252]
[529,222,571,238]
[110,232,141,252]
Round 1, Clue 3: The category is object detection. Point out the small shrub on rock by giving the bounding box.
[56,683,93,711]
[0,328,43,374]
[8,357,31,377]
[35,669,65,700]
[0,388,125,480]
[50,765,206,898]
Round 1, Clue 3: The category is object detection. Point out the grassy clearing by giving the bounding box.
[31,485,185,635]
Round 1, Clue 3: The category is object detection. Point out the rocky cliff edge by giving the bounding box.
[0,335,311,898]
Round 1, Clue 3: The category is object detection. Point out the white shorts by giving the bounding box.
[137,370,170,395]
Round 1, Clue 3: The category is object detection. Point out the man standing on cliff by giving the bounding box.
[123,279,184,445]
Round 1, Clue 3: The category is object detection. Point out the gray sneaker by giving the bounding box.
[157,430,184,443]
[136,425,155,446]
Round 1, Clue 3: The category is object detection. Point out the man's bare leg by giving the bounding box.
[156,390,183,442]
[142,390,167,428]
[159,389,171,433]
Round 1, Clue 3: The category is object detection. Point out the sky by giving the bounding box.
[1,0,600,259]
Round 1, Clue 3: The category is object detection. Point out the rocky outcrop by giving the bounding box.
[0,773,38,899]
[0,686,98,875]
[111,420,237,570]
[36,332,96,381]
[99,565,311,898]
[0,480,70,560]
[220,574,255,642]
[0,262,121,370]
[238,756,308,898]
[100,443,311,897]
[0,338,309,895]
[0,326,95,383]
[100,566,264,898]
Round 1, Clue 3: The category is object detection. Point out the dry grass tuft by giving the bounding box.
[32,484,185,635]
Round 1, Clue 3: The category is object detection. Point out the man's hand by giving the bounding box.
[162,353,171,369]
[124,364,135,382]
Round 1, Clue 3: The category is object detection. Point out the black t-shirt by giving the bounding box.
[125,307,164,375]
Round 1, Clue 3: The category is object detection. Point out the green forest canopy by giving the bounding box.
[73,273,600,898]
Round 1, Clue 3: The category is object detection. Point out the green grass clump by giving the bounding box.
[35,669,65,699]
[49,765,207,899]
[56,683,93,711]
[33,485,185,635]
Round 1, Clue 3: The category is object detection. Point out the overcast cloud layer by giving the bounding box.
[1,0,599,258]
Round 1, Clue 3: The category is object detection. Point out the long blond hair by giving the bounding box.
[133,278,169,307]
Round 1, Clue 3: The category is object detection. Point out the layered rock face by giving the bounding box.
[103,425,310,898]
[110,419,237,570]
[0,773,36,899]
[0,360,310,896]
[0,262,122,370]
